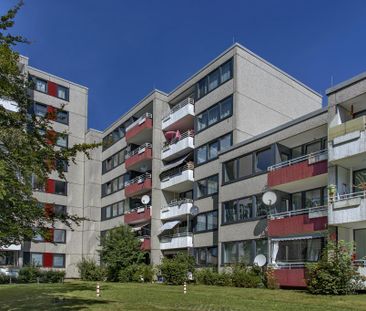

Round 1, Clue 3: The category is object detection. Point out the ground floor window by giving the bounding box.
[354,229,366,260]
[194,246,218,267]
[222,239,267,265]
[0,251,17,266]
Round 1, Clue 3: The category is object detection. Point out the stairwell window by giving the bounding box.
[35,78,47,93]
[194,175,218,199]
[57,85,69,101]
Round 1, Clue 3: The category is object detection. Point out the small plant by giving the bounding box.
[77,258,106,281]
[307,240,364,295]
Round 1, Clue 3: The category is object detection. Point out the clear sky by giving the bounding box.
[2,0,366,131]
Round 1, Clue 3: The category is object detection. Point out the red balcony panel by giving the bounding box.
[47,81,57,97]
[268,214,327,237]
[46,179,55,194]
[125,148,152,170]
[43,253,53,268]
[125,179,152,198]
[126,118,153,141]
[268,160,327,188]
[140,238,151,251]
[274,268,306,288]
[124,207,151,225]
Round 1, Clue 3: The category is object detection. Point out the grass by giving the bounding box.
[1,282,366,311]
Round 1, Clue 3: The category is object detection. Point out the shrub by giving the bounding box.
[118,264,154,283]
[17,266,64,283]
[263,266,278,289]
[159,252,195,285]
[194,268,232,286]
[231,265,263,288]
[0,274,11,284]
[77,258,106,281]
[307,240,364,295]
[17,265,41,283]
[39,270,65,283]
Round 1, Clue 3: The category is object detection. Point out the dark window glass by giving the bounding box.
[305,189,322,208]
[196,112,208,132]
[223,242,237,264]
[34,78,47,93]
[208,69,220,92]
[53,229,66,243]
[56,110,68,124]
[238,197,253,220]
[207,175,218,195]
[255,195,267,217]
[197,78,208,99]
[53,254,65,268]
[208,141,219,160]
[34,103,47,117]
[220,96,233,119]
[196,145,207,164]
[238,154,252,178]
[292,146,303,158]
[305,141,322,154]
[223,201,236,223]
[220,60,232,83]
[255,148,273,172]
[55,181,67,195]
[207,210,218,230]
[219,133,232,152]
[196,214,206,232]
[57,85,69,101]
[275,238,323,263]
[354,169,366,192]
[224,160,237,182]
[195,180,207,199]
[54,205,66,216]
[238,241,251,264]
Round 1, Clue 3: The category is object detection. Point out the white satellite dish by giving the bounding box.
[253,254,267,267]
[141,195,150,205]
[262,191,277,206]
[190,206,199,216]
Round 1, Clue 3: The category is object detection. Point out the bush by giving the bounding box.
[0,274,11,284]
[17,265,40,283]
[17,266,64,283]
[159,252,195,285]
[77,258,106,281]
[307,240,364,295]
[118,264,154,283]
[194,268,232,286]
[39,270,65,283]
[263,266,278,289]
[231,265,263,288]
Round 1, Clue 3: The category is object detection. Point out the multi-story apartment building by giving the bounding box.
[6,44,366,287]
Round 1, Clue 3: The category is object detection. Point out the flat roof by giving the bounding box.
[326,71,366,95]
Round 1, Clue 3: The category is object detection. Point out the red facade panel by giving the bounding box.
[268,215,327,237]
[47,81,57,97]
[274,268,306,287]
[125,148,152,169]
[125,178,152,198]
[125,118,153,141]
[46,179,55,194]
[43,253,53,268]
[124,208,151,224]
[268,160,327,188]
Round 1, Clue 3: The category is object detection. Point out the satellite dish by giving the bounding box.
[190,206,199,216]
[141,195,150,205]
[262,191,277,206]
[253,254,267,267]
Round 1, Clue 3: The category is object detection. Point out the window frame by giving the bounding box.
[194,174,219,200]
[53,229,66,244]
[101,174,127,197]
[194,246,218,267]
[54,180,67,196]
[102,148,126,174]
[56,85,69,101]
[193,210,218,233]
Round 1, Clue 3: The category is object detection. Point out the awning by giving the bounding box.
[159,220,180,233]
[270,233,325,242]
[0,244,21,251]
[160,154,191,174]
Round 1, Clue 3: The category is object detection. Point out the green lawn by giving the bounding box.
[1,281,366,311]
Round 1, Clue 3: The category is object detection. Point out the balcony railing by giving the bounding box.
[161,198,193,209]
[268,149,328,172]
[162,98,194,121]
[269,205,328,220]
[125,173,152,187]
[160,162,194,181]
[333,191,366,202]
[163,130,194,151]
[160,231,192,243]
[125,112,153,132]
[126,143,152,159]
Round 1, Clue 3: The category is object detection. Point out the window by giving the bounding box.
[101,174,127,197]
[34,78,47,93]
[291,187,327,211]
[53,229,66,243]
[196,133,232,165]
[105,202,120,219]
[196,59,233,100]
[305,189,322,208]
[224,160,237,183]
[290,138,327,159]
[354,229,366,260]
[53,254,65,268]
[54,205,66,216]
[194,247,218,266]
[238,154,252,178]
[31,253,43,266]
[103,124,126,151]
[57,85,69,101]
[34,103,47,117]
[255,148,273,172]
[292,192,302,210]
[354,169,366,192]
[56,134,68,148]
[33,103,69,125]
[194,210,218,232]
[222,239,267,265]
[194,175,218,199]
[54,181,67,195]
[195,96,233,133]
[56,110,69,124]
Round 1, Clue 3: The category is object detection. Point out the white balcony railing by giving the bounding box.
[125,112,152,132]
[163,130,194,151]
[160,199,193,220]
[161,198,193,209]
[162,98,194,121]
[160,162,194,181]
[268,149,328,172]
[125,143,152,159]
[333,191,366,202]
[125,173,152,187]
[269,205,328,220]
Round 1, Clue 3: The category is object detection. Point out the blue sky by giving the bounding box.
[2,0,366,130]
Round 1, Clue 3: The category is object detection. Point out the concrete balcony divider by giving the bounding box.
[160,199,193,220]
[162,98,194,131]
[162,131,194,161]
[267,150,328,193]
[160,232,193,250]
[124,173,152,197]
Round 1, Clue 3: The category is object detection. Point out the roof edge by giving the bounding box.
[326,71,366,95]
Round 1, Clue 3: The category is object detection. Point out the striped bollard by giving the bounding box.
[96,283,100,297]
[183,281,187,294]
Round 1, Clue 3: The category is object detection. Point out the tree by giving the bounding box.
[99,225,146,281]
[0,1,99,246]
[307,240,364,295]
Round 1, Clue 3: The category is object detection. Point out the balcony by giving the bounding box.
[268,206,328,237]
[140,237,151,251]
[162,130,194,161]
[125,143,152,172]
[126,113,153,145]
[124,206,151,225]
[273,267,307,288]
[160,163,194,192]
[267,150,328,193]
[160,199,193,220]
[328,116,366,167]
[162,98,194,131]
[124,173,152,197]
[329,191,366,226]
[160,232,193,250]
